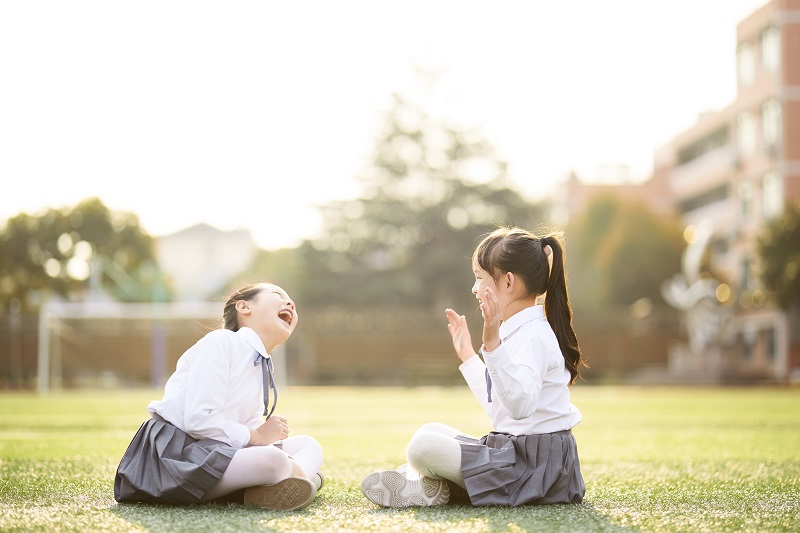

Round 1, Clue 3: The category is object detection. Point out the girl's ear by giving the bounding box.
[235,300,250,315]
[504,272,515,292]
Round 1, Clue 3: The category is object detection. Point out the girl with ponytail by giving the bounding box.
[361,226,586,508]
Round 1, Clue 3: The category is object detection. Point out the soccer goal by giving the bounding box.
[36,300,287,393]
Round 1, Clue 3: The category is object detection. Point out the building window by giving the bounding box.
[677,127,730,165]
[762,171,783,220]
[738,42,755,86]
[741,340,752,361]
[678,184,729,214]
[741,257,752,291]
[737,112,756,157]
[766,328,776,362]
[761,98,781,153]
[761,26,780,72]
[739,181,753,223]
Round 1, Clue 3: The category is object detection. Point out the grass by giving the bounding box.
[0,386,798,532]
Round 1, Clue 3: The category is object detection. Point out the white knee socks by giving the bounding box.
[281,435,324,481]
[203,435,324,500]
[405,424,468,489]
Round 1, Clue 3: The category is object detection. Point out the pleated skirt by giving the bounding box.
[114,417,238,505]
[457,430,585,507]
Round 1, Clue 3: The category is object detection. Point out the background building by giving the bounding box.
[549,0,800,383]
[653,0,799,381]
[156,223,257,301]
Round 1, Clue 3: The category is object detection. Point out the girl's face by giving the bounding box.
[241,283,298,351]
[472,262,500,306]
[473,261,523,320]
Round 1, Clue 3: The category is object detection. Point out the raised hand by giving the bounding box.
[480,287,501,352]
[445,308,476,362]
[248,415,289,446]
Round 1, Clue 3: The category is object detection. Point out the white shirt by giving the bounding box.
[147,327,269,448]
[459,305,582,435]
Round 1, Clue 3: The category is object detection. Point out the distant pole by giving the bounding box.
[9,298,22,389]
[150,264,167,388]
[52,320,62,390]
[37,303,50,395]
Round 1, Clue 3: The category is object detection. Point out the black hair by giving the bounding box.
[473,226,585,384]
[222,283,267,331]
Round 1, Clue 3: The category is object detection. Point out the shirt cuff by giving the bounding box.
[231,424,251,448]
[480,341,503,357]
[458,353,482,372]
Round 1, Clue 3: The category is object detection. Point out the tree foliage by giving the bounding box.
[0,197,157,310]
[757,200,800,310]
[292,91,546,316]
[566,194,685,308]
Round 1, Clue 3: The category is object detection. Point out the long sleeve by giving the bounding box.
[459,354,492,416]
[456,305,580,435]
[482,337,550,420]
[181,334,252,448]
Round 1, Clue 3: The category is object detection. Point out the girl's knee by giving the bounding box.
[414,422,449,436]
[414,422,458,436]
[283,435,323,456]
[406,431,438,463]
[298,435,323,454]
[254,446,293,481]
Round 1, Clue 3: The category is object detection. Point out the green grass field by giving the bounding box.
[0,386,798,532]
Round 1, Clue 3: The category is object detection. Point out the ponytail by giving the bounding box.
[541,234,585,385]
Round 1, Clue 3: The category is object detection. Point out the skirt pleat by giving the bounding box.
[458,430,584,506]
[114,418,237,505]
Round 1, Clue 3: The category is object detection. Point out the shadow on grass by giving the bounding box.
[110,499,306,533]
[363,501,635,533]
[110,497,632,533]
[357,485,633,533]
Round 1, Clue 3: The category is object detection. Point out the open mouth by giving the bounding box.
[278,309,293,326]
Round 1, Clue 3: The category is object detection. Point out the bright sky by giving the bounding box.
[0,1,769,250]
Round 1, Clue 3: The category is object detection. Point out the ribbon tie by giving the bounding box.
[479,347,492,403]
[254,351,278,419]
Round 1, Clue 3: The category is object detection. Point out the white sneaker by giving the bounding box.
[243,476,317,511]
[360,470,449,507]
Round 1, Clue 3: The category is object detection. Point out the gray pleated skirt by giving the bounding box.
[114,417,238,505]
[457,430,585,506]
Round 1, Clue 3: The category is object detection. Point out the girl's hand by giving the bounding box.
[248,415,289,446]
[445,308,476,362]
[480,287,501,352]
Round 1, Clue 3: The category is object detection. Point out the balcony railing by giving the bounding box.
[670,145,737,195]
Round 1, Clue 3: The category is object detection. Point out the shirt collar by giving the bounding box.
[499,305,545,339]
[237,326,270,359]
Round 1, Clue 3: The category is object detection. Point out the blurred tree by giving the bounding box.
[0,197,158,310]
[293,89,546,316]
[567,194,684,308]
[757,200,800,310]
